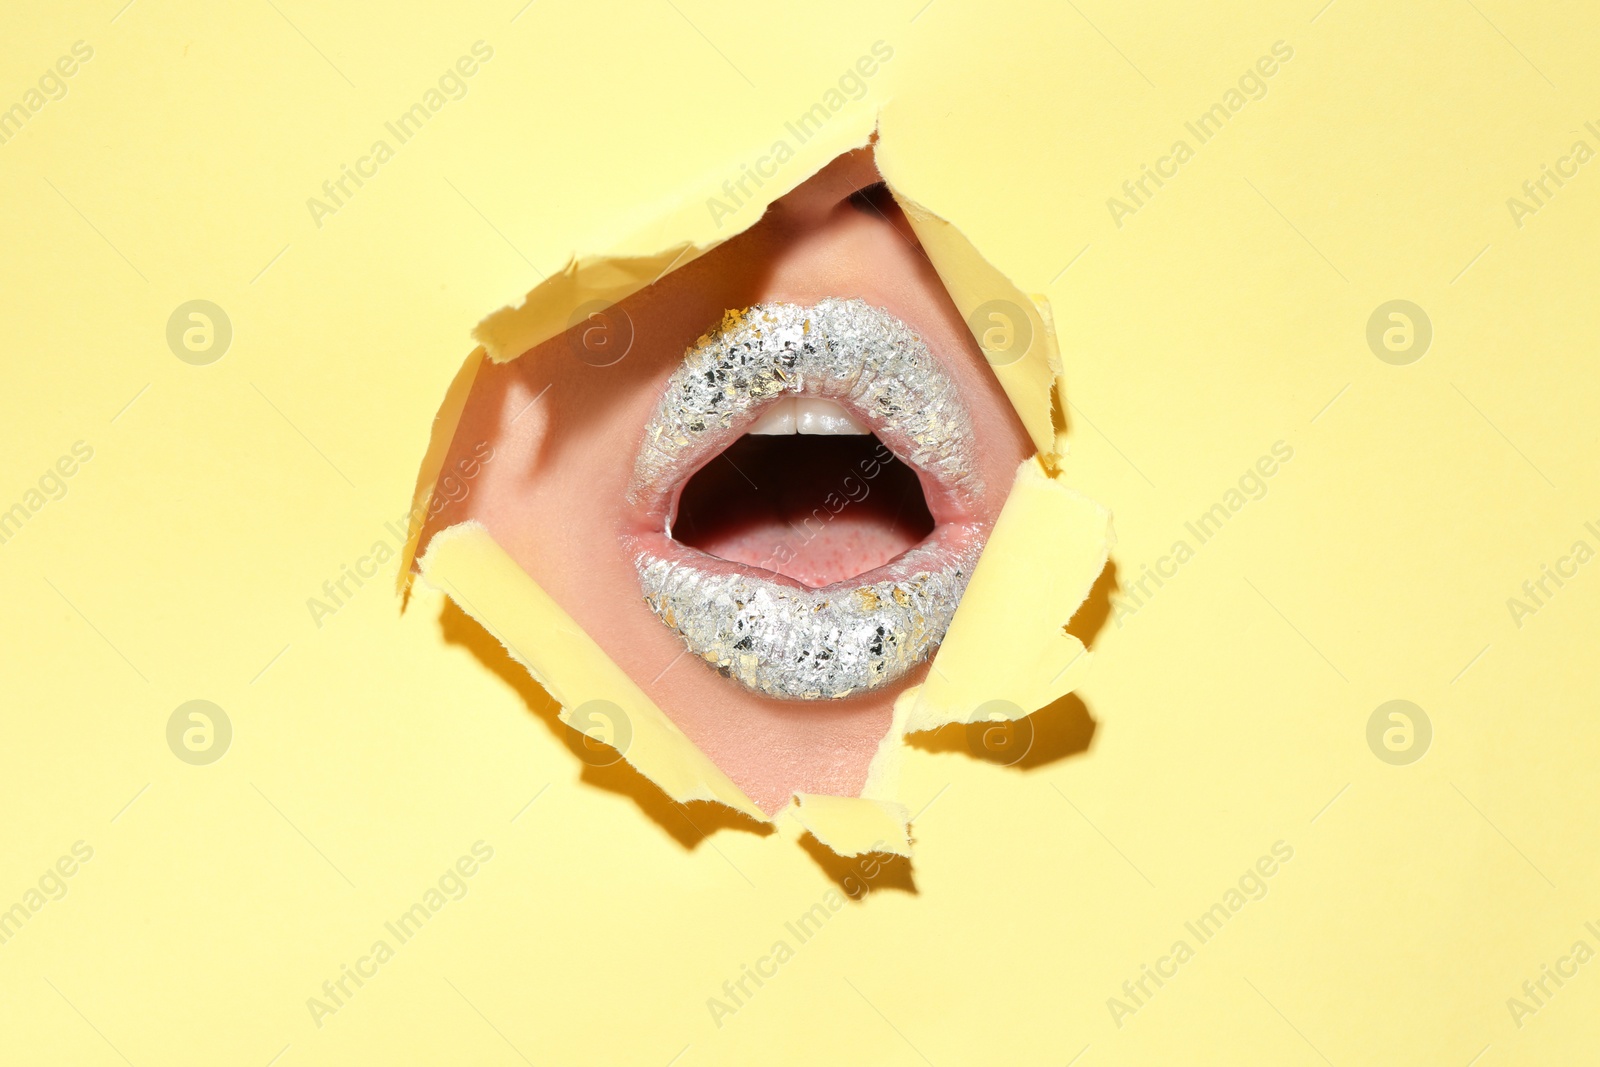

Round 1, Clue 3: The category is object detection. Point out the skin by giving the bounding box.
[422,148,1033,814]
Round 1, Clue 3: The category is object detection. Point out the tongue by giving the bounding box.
[672,435,935,588]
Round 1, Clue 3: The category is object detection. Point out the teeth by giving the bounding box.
[747,397,869,436]
[747,398,796,435]
[796,398,870,435]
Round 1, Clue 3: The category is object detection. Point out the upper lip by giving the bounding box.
[624,298,985,586]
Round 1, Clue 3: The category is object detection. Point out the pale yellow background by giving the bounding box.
[3,1,1597,1064]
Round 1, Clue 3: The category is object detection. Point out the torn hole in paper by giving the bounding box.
[401,112,1113,857]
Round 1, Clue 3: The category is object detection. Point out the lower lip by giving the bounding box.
[628,522,985,700]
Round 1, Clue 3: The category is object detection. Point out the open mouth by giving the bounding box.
[623,299,990,701]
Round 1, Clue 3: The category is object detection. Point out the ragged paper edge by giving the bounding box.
[873,129,1069,466]
[417,520,768,823]
[905,456,1114,734]
[471,118,880,365]
[853,456,1113,810]
[788,793,912,858]
[396,347,485,597]
[895,199,1065,464]
[403,106,1113,857]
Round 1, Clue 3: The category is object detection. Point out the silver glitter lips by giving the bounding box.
[625,299,986,701]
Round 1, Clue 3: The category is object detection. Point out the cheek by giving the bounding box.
[453,377,648,599]
[971,392,1033,519]
[902,304,1035,523]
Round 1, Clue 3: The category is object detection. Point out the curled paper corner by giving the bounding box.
[785,685,922,858]
[905,456,1114,736]
[788,794,912,859]
[417,520,768,824]
[874,145,1067,467]
[395,345,486,599]
[470,113,880,367]
[896,197,1064,465]
[473,245,703,365]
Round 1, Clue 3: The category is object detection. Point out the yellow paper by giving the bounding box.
[418,521,768,822]
[6,3,1598,1065]
[907,456,1112,732]
[401,100,1106,855]
[789,794,912,858]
